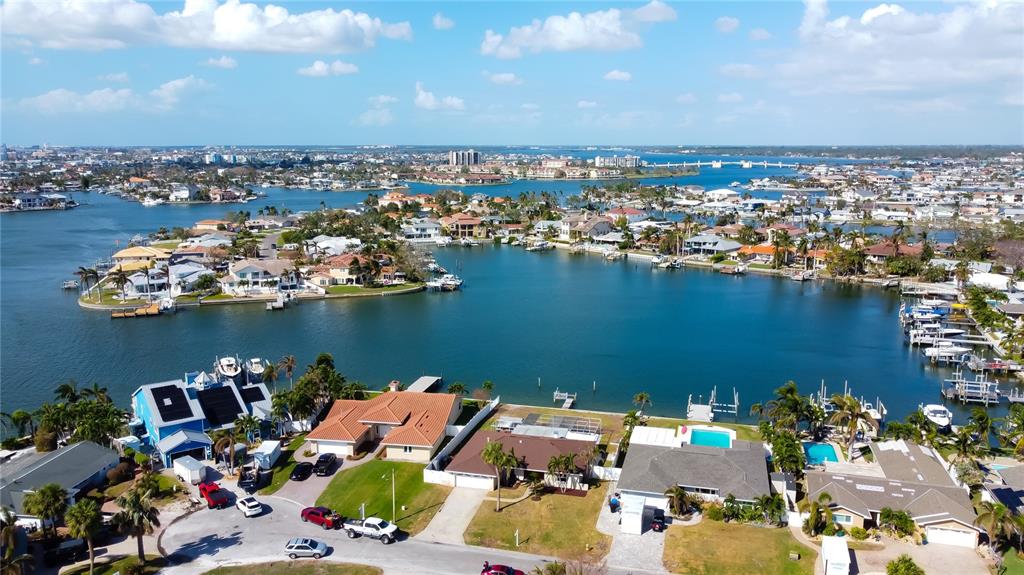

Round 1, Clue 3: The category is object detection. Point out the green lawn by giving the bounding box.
[65,555,165,575]
[315,460,451,536]
[151,240,181,250]
[646,418,762,442]
[80,289,146,306]
[205,563,381,575]
[325,283,422,295]
[464,482,611,562]
[663,521,815,575]
[259,434,308,495]
[1004,549,1024,575]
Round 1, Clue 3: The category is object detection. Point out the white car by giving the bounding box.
[236,496,263,517]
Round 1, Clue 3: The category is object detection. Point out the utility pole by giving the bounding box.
[391,467,396,523]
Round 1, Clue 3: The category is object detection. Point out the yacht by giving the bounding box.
[650,255,666,266]
[526,240,554,252]
[62,280,80,290]
[458,238,479,247]
[244,357,269,382]
[426,274,463,291]
[434,237,453,247]
[141,197,164,207]
[216,356,243,381]
[919,404,953,429]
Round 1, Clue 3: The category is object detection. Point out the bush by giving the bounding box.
[134,452,150,467]
[920,265,949,283]
[123,447,136,459]
[822,523,838,536]
[34,429,57,452]
[1,437,24,450]
[886,554,924,575]
[704,504,725,521]
[107,462,133,484]
[850,526,869,540]
[121,557,146,575]
[709,253,727,264]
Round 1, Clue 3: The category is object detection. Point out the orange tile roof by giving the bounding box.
[738,244,779,256]
[306,391,459,448]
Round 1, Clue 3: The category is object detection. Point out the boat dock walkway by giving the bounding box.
[553,388,576,409]
[407,376,442,393]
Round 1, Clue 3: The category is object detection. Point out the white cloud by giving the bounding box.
[1,0,412,53]
[715,115,739,124]
[577,100,598,109]
[414,82,464,111]
[521,103,541,111]
[780,0,1024,95]
[20,87,136,114]
[749,28,772,41]
[297,60,358,77]
[631,0,677,23]
[27,56,43,65]
[432,12,454,30]
[1003,92,1024,107]
[675,93,697,104]
[487,72,523,85]
[717,92,743,103]
[480,2,674,59]
[98,72,129,82]
[357,108,394,126]
[148,75,208,111]
[203,55,237,69]
[368,95,397,107]
[719,63,763,79]
[603,69,632,81]
[876,97,964,114]
[715,16,740,33]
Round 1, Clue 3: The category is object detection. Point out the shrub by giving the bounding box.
[121,557,146,575]
[920,266,948,283]
[709,253,727,264]
[850,526,869,540]
[822,523,838,536]
[34,429,57,452]
[886,554,924,575]
[704,504,725,521]
[107,462,133,484]
[134,452,150,467]
[1,437,23,450]
[123,447,136,459]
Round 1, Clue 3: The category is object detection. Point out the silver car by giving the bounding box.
[285,537,327,559]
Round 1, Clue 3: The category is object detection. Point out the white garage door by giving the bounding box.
[926,526,976,548]
[453,474,495,490]
[311,441,352,456]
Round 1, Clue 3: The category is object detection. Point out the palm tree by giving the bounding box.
[530,563,567,575]
[1,508,34,575]
[754,493,786,525]
[81,382,110,403]
[481,440,517,512]
[65,498,102,575]
[798,492,834,537]
[270,391,291,437]
[948,425,985,463]
[234,415,261,445]
[969,407,994,444]
[828,394,875,460]
[279,355,297,387]
[55,380,81,403]
[1,410,34,438]
[975,501,1016,552]
[771,230,794,269]
[954,259,970,289]
[22,483,68,540]
[213,428,241,475]
[447,382,467,395]
[262,364,280,392]
[109,266,130,301]
[76,266,98,299]
[114,486,161,563]
[665,485,693,516]
[632,392,652,415]
[480,380,495,399]
[796,236,811,270]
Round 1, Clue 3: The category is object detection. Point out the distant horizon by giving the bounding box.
[4,143,1022,149]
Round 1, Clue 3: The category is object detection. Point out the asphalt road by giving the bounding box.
[160,495,557,575]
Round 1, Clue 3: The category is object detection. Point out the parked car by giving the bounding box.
[284,537,327,559]
[43,538,86,567]
[290,462,314,481]
[343,517,398,544]
[313,453,337,476]
[300,506,341,530]
[481,563,525,575]
[236,496,263,518]
[198,481,230,509]
[238,467,264,493]
[650,508,666,532]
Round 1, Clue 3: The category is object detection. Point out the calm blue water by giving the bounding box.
[690,429,733,448]
[0,165,997,428]
[803,442,840,465]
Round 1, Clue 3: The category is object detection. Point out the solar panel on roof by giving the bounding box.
[239,386,265,403]
[196,386,243,427]
[151,385,193,422]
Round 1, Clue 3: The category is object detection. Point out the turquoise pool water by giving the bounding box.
[690,429,732,448]
[803,442,839,465]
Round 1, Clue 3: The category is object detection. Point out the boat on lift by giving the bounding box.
[216,356,243,381]
[244,357,269,382]
[919,403,953,429]
[526,240,554,252]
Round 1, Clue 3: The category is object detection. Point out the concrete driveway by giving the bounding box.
[415,487,487,545]
[849,541,989,574]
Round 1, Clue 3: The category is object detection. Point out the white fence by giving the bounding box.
[593,466,621,481]
[427,396,500,473]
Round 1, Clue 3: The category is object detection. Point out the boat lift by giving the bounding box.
[686,386,739,422]
[553,388,576,409]
[941,369,1001,406]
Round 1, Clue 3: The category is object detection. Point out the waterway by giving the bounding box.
[0,160,996,427]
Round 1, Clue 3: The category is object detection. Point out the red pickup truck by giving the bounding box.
[300,506,341,530]
[198,481,230,509]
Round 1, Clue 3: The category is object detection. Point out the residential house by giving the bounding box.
[401,218,442,243]
[606,207,646,223]
[684,234,742,255]
[441,213,484,238]
[194,219,232,232]
[305,235,363,257]
[863,241,923,265]
[306,253,372,287]
[306,391,461,462]
[0,441,119,517]
[444,431,596,490]
[805,440,980,548]
[220,259,299,295]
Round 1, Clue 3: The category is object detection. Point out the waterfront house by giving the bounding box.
[683,234,742,255]
[112,246,171,267]
[440,213,484,238]
[400,218,442,243]
[305,235,363,257]
[309,253,372,286]
[863,241,923,264]
[532,220,560,238]
[305,391,461,462]
[168,262,216,293]
[444,431,596,491]
[606,207,646,223]
[125,268,169,298]
[245,214,298,231]
[0,441,119,517]
[220,258,299,295]
[178,232,234,250]
[571,216,614,241]
[194,219,233,232]
[804,440,980,547]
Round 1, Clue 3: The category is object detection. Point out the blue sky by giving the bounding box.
[2,0,1022,146]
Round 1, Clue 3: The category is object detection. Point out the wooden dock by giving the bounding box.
[553,388,576,409]
[942,372,1001,405]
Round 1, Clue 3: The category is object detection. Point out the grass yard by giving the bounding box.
[205,563,381,575]
[1003,549,1024,575]
[151,240,181,250]
[464,481,611,562]
[325,283,422,295]
[259,434,308,495]
[663,521,815,575]
[315,460,450,536]
[81,289,146,306]
[65,555,166,575]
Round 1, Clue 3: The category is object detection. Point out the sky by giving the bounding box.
[1,0,1022,146]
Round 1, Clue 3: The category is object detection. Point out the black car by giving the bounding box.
[290,461,314,481]
[313,454,337,476]
[650,508,667,532]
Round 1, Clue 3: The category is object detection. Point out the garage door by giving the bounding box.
[926,526,977,548]
[311,441,352,456]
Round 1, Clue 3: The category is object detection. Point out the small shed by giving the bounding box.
[251,440,282,470]
[620,494,647,535]
[820,536,850,575]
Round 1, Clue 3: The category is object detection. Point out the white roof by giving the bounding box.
[251,440,281,455]
[821,536,849,562]
[629,426,681,448]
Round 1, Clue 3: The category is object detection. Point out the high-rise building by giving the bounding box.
[594,155,641,168]
[448,149,481,166]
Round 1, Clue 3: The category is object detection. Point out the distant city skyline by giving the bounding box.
[2,0,1022,146]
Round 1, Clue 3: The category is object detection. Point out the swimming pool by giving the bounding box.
[803,442,839,465]
[690,429,733,448]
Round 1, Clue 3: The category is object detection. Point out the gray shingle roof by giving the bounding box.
[617,441,770,501]
[0,441,119,513]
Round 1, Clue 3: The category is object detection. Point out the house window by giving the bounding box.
[834,514,853,525]
[402,446,413,454]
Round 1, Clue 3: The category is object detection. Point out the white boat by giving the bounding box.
[526,240,554,252]
[650,255,666,266]
[458,238,479,247]
[427,274,463,291]
[244,357,268,381]
[604,249,624,261]
[434,237,453,247]
[216,356,242,380]
[919,403,953,428]
[791,271,811,282]
[920,298,950,307]
[141,197,164,207]
[62,280,80,289]
[658,258,682,269]
[426,262,447,274]
[923,342,971,358]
